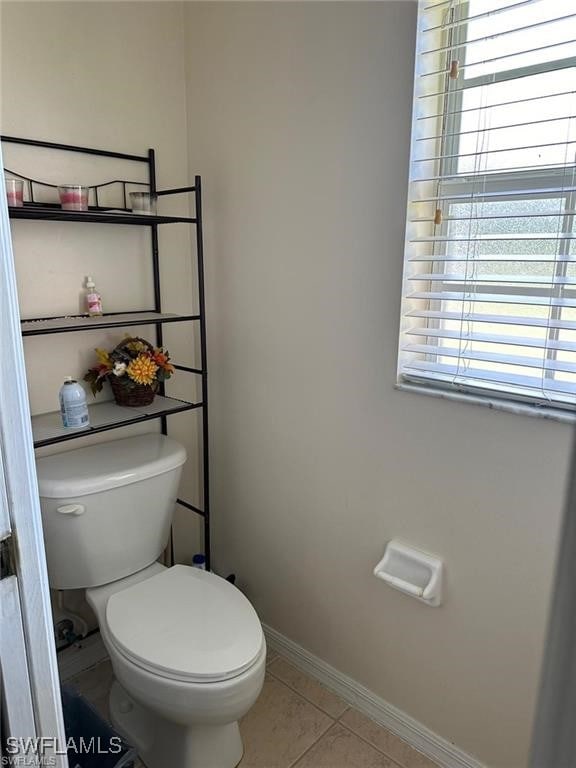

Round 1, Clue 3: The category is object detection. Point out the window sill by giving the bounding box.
[395,382,576,425]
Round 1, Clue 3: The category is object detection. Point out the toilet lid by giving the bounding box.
[105,565,264,683]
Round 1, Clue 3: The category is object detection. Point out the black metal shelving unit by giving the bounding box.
[2,134,211,568]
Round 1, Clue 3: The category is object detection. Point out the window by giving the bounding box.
[398,0,576,414]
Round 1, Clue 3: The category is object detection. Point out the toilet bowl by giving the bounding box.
[87,562,266,768]
[36,435,266,768]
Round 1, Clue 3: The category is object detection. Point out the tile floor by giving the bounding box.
[67,649,440,768]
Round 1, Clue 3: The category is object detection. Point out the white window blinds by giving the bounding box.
[398,0,576,412]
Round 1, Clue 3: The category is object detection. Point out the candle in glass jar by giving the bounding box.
[5,179,24,207]
[58,185,89,211]
[129,191,157,215]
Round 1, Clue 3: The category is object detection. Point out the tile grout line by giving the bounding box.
[264,666,336,768]
[285,719,336,768]
[335,711,440,768]
[267,658,350,720]
[74,657,110,677]
[337,718,406,768]
[286,718,406,768]
[267,666,338,718]
[270,655,413,768]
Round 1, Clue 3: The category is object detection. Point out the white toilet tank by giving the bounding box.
[36,434,186,589]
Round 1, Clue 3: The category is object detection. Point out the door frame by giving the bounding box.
[530,437,576,767]
[0,144,67,766]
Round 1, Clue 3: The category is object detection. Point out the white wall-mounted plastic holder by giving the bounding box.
[373,540,443,607]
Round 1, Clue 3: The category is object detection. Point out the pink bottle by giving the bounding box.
[85,276,103,316]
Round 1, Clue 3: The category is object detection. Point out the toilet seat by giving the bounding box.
[106,565,264,684]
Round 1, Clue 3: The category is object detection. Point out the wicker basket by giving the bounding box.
[109,337,157,407]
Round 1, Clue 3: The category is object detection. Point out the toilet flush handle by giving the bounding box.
[56,503,85,516]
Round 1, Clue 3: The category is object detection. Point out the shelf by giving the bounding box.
[21,311,200,336]
[3,132,212,567]
[32,395,202,448]
[9,204,196,226]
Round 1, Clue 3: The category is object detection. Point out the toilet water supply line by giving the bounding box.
[56,591,89,644]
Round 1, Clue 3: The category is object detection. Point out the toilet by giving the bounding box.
[36,434,266,768]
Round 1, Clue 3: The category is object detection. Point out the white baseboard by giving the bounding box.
[58,632,108,681]
[263,624,487,768]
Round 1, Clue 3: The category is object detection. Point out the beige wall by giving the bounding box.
[0,1,203,573]
[184,3,573,766]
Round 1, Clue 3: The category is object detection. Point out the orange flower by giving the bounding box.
[153,350,174,374]
[126,354,158,386]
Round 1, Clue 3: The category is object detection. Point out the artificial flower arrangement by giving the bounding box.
[84,336,174,407]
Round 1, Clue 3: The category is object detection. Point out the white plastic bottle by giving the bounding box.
[85,276,103,316]
[192,553,206,570]
[59,377,90,428]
